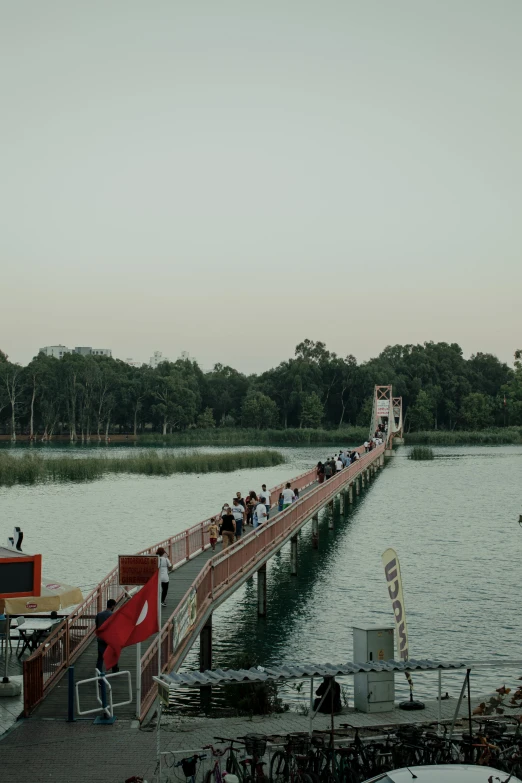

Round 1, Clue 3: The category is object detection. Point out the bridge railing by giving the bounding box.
[138,445,385,719]
[21,459,320,715]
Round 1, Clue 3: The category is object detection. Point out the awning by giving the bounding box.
[0,577,83,614]
[158,658,473,688]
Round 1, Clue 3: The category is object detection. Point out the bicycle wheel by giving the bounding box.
[270,751,289,783]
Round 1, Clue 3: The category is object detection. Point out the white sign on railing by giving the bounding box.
[172,588,197,650]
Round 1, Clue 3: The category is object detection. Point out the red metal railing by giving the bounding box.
[139,445,385,718]
[23,446,382,717]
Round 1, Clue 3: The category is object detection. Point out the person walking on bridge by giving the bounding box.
[220,508,236,548]
[232,498,245,537]
[282,482,295,510]
[317,461,325,483]
[157,547,172,607]
[260,484,270,519]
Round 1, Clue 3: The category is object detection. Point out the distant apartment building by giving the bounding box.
[39,345,112,359]
[124,358,142,368]
[39,345,71,359]
[149,351,165,368]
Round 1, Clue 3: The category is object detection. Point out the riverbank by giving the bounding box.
[0,449,285,487]
[404,427,522,445]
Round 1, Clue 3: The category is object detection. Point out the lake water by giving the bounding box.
[1,443,521,709]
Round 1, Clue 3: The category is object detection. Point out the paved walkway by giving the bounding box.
[1,693,514,783]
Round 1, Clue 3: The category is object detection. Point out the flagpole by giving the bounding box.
[136,641,141,719]
[157,558,161,678]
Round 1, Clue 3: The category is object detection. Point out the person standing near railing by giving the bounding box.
[95,599,119,673]
[157,547,172,607]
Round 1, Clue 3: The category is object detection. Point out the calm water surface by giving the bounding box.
[1,444,521,707]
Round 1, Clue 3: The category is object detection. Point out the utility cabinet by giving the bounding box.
[353,625,395,713]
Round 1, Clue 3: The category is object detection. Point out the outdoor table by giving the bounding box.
[16,618,56,657]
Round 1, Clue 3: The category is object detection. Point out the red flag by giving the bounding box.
[96,570,159,669]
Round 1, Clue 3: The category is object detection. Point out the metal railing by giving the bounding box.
[23,445,383,717]
[138,445,385,719]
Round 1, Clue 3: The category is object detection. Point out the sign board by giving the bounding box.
[173,588,197,651]
[118,555,158,586]
[376,399,390,418]
[0,550,42,599]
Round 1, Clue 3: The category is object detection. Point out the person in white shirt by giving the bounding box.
[157,546,172,607]
[363,441,369,452]
[282,482,295,509]
[260,484,271,519]
[255,501,268,528]
[335,457,343,472]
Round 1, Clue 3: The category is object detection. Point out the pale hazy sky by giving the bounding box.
[1,1,521,372]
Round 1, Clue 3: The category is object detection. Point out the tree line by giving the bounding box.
[0,340,520,441]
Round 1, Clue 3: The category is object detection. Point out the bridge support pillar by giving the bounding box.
[312,515,319,548]
[290,535,298,575]
[361,472,365,489]
[339,492,345,514]
[355,476,360,495]
[199,614,213,709]
[328,501,334,529]
[380,454,384,468]
[348,484,354,504]
[257,564,267,616]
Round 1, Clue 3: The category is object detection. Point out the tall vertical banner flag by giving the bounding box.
[381,548,409,661]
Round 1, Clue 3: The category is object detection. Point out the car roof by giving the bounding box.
[366,765,521,783]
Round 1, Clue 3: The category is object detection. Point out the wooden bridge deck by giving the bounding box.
[29,452,385,723]
[32,481,324,721]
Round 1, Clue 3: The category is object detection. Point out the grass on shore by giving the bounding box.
[139,426,368,447]
[0,449,286,487]
[404,428,522,446]
[409,446,435,461]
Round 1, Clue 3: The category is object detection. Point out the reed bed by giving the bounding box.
[408,446,435,461]
[405,428,522,446]
[139,426,368,447]
[0,450,286,487]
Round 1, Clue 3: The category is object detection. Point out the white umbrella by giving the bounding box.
[1,578,83,614]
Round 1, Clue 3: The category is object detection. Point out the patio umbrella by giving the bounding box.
[1,578,83,683]
[0,578,83,614]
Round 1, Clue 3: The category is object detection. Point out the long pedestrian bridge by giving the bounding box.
[21,386,403,722]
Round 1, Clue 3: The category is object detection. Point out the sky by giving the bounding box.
[1,1,521,372]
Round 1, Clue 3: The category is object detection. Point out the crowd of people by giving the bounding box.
[207,424,388,553]
[209,481,305,551]
[316,424,387,483]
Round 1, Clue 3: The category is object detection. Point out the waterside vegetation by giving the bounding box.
[409,446,435,460]
[0,449,286,487]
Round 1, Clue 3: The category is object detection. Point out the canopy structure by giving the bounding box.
[157,658,472,689]
[0,578,83,614]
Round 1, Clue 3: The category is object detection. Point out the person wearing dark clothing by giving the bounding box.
[96,598,119,673]
[317,462,325,484]
[220,512,236,548]
[313,676,342,714]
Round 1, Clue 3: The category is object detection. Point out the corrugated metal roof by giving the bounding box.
[159,658,468,688]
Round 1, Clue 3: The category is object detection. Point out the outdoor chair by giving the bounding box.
[9,616,26,654]
[0,618,13,653]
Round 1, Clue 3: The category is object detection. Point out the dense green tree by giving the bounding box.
[300,392,324,428]
[0,341,518,436]
[241,392,278,429]
[459,392,494,430]
[196,407,216,429]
